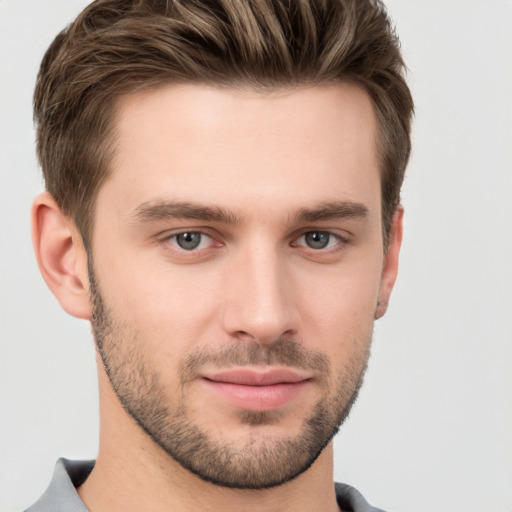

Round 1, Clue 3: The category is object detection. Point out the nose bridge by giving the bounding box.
[222,237,297,343]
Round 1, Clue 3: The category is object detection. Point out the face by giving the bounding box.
[89,84,394,488]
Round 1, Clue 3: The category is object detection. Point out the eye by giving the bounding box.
[169,232,212,251]
[296,231,342,250]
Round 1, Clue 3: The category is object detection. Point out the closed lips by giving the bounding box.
[201,368,312,386]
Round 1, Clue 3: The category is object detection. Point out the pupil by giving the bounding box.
[306,232,329,249]
[177,232,201,250]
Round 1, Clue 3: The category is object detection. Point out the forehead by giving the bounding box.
[101,83,380,221]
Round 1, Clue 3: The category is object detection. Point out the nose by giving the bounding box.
[221,244,299,344]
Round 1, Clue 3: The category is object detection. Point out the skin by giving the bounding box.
[32,83,403,512]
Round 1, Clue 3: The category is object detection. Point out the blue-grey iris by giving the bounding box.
[305,232,330,249]
[176,232,201,250]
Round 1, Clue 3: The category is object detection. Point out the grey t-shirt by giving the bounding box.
[25,458,386,512]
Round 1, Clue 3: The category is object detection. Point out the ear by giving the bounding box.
[375,206,404,320]
[32,192,92,319]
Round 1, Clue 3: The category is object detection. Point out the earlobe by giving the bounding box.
[32,192,92,320]
[375,207,404,320]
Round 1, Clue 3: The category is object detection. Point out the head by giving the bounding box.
[32,0,412,491]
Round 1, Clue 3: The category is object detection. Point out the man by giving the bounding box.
[27,0,413,511]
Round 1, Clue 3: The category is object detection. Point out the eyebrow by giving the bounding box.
[293,201,368,223]
[130,200,241,224]
[130,199,368,225]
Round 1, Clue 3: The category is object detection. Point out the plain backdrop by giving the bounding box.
[1,1,511,511]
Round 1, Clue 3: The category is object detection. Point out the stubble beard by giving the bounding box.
[89,267,372,489]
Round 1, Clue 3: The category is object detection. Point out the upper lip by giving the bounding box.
[201,368,311,386]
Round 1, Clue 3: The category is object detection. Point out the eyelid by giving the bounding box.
[156,226,350,255]
[292,228,350,247]
[296,232,340,249]
[159,228,221,251]
[157,225,216,240]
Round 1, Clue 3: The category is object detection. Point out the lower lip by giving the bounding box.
[202,379,310,412]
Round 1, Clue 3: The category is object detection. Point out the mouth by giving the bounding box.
[200,368,313,412]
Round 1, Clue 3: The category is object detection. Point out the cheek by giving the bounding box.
[294,254,382,345]
[98,255,224,352]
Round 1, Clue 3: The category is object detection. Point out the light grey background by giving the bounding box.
[1,1,511,511]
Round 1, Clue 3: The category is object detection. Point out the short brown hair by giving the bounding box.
[34,0,413,246]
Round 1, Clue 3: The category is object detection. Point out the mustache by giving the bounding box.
[179,337,330,382]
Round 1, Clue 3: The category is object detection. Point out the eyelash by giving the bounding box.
[163,231,219,252]
[162,229,347,254]
[292,231,345,251]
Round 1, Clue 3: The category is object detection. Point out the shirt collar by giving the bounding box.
[25,458,93,512]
